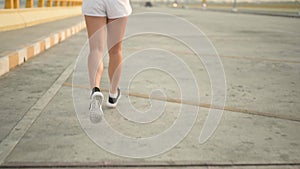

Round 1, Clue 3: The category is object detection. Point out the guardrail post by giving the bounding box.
[5,0,14,9]
[38,0,44,7]
[61,0,67,6]
[46,0,52,7]
[69,0,73,6]
[232,0,238,12]
[53,0,59,6]
[26,0,34,8]
[13,0,20,8]
[202,0,207,9]
[295,0,300,16]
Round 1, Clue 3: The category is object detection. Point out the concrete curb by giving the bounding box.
[0,21,86,77]
[0,7,82,32]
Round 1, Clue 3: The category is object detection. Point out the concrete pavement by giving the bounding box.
[0,7,299,168]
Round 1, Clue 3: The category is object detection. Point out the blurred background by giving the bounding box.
[132,0,300,17]
[1,0,299,17]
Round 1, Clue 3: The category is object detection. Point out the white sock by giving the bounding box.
[109,90,118,98]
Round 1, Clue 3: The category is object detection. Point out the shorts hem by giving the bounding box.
[82,13,107,17]
[108,12,132,19]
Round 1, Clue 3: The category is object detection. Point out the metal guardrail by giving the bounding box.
[3,0,82,9]
[191,0,300,17]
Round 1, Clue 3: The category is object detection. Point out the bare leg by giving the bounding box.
[107,17,128,94]
[85,16,107,89]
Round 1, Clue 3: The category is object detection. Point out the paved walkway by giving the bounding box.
[0,7,299,168]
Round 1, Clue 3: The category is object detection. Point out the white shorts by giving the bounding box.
[82,0,132,19]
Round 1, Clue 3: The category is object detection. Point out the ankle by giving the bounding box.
[92,87,100,94]
[109,88,119,98]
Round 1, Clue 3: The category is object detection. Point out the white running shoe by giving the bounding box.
[89,88,103,123]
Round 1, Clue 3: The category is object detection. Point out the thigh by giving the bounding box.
[84,16,107,50]
[107,17,128,51]
[106,0,132,19]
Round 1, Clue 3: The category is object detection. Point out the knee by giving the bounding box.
[89,47,105,57]
[109,44,122,57]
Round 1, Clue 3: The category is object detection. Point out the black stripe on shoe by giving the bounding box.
[107,88,121,108]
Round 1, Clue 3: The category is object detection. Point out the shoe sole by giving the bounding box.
[92,92,104,104]
[90,92,104,123]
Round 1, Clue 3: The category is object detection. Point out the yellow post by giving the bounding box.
[53,0,59,6]
[61,0,67,6]
[46,0,52,7]
[5,0,14,9]
[38,0,44,7]
[69,0,73,6]
[13,0,20,8]
[26,0,34,8]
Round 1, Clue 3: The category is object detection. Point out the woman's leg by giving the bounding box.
[85,15,107,89]
[107,17,128,94]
